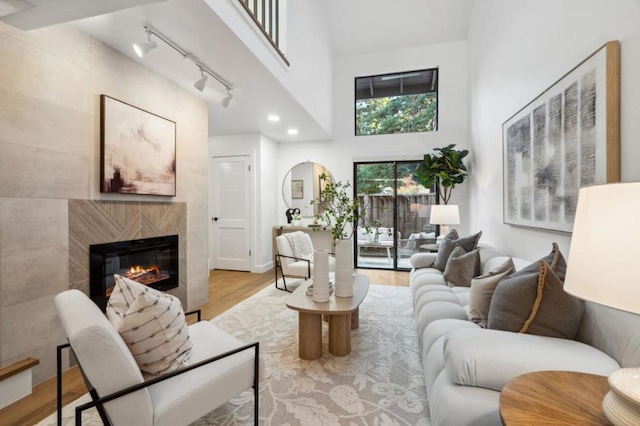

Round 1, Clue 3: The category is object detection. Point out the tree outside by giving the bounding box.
[356,93,437,136]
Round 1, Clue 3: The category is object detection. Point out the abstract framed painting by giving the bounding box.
[100,95,177,196]
[502,41,620,233]
[291,180,304,199]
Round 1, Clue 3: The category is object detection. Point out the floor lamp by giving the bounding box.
[429,204,460,242]
[564,182,640,426]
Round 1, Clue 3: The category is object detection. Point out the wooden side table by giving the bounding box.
[500,371,612,425]
[419,243,439,253]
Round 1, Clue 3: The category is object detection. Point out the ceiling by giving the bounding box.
[326,0,474,57]
[1,0,475,142]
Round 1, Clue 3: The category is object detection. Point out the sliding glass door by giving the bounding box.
[354,161,437,271]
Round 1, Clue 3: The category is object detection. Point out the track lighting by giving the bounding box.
[194,69,208,92]
[221,88,233,108]
[133,30,157,58]
[133,24,233,102]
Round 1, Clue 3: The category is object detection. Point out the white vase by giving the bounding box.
[334,238,354,297]
[312,250,330,303]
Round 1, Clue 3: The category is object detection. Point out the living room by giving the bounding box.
[2,0,640,425]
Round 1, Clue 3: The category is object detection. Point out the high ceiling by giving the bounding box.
[326,0,474,56]
[0,0,475,142]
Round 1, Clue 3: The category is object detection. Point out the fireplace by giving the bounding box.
[89,235,179,311]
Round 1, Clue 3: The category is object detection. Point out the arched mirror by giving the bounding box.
[282,162,332,217]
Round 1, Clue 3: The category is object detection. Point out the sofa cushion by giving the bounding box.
[410,252,438,269]
[443,328,620,393]
[443,246,480,287]
[469,258,515,327]
[487,259,584,339]
[108,275,193,375]
[433,230,482,271]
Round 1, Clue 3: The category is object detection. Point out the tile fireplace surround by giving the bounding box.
[68,199,187,306]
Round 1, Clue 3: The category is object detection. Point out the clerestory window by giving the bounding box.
[355,68,438,136]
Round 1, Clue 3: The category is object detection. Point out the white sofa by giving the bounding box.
[409,244,640,426]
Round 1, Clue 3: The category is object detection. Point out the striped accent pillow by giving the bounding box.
[107,275,192,375]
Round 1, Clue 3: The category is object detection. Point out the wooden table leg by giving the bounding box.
[351,308,359,330]
[328,314,351,356]
[299,312,322,360]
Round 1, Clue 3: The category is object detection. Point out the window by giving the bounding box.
[355,68,438,136]
[354,161,438,271]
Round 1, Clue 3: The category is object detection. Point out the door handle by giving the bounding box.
[213,217,219,222]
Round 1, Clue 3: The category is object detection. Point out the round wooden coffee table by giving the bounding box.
[285,274,369,360]
[500,371,612,425]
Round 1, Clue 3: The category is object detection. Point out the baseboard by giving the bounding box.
[253,261,273,273]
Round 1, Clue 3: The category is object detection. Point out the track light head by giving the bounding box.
[133,31,157,58]
[194,69,208,92]
[221,88,233,108]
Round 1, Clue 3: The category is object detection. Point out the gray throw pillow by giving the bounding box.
[443,245,480,287]
[433,230,482,271]
[510,242,566,281]
[487,260,584,339]
[432,229,459,270]
[469,258,515,327]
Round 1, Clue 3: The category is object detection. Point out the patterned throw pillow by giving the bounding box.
[443,245,480,287]
[469,258,515,327]
[107,275,192,375]
[433,230,483,271]
[487,244,584,340]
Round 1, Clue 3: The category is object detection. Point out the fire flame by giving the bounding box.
[125,265,161,279]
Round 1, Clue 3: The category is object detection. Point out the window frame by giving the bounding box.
[354,67,439,137]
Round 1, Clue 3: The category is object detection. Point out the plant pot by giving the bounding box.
[334,238,354,297]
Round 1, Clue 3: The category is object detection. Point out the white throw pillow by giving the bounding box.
[107,275,192,375]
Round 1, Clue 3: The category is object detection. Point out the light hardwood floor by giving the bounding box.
[0,268,408,426]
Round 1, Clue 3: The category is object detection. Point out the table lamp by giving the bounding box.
[564,182,640,426]
[429,204,460,241]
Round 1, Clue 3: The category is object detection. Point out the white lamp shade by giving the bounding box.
[429,204,460,225]
[564,182,640,315]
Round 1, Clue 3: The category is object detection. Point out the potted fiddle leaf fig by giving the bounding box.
[415,144,469,205]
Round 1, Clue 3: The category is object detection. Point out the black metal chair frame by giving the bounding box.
[274,252,310,292]
[56,310,260,426]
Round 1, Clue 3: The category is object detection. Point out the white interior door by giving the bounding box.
[211,156,251,271]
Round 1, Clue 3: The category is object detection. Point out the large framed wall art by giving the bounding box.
[100,95,177,196]
[503,41,620,233]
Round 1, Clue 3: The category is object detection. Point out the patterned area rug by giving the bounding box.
[37,283,430,426]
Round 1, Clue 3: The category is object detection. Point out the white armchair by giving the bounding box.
[275,232,335,292]
[54,289,261,425]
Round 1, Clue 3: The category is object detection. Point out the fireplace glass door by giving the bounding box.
[89,235,179,310]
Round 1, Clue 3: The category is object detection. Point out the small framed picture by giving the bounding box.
[292,180,304,199]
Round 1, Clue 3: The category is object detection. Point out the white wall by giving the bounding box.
[209,133,278,272]
[205,0,333,135]
[258,134,278,270]
[276,41,471,236]
[0,22,209,383]
[467,0,640,260]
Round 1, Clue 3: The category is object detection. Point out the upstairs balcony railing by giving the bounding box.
[237,0,289,65]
